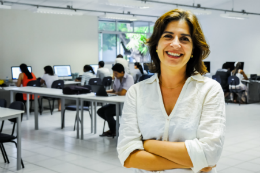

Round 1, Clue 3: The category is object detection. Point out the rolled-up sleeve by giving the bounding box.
[117,86,144,166]
[185,83,226,173]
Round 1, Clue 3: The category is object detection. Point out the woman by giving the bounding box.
[16,63,37,101]
[40,66,61,111]
[132,62,147,83]
[229,62,248,103]
[117,9,226,173]
[75,65,96,86]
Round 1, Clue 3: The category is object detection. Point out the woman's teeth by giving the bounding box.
[167,52,181,57]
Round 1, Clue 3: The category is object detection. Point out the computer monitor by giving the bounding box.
[90,64,99,75]
[226,62,244,71]
[11,66,32,80]
[203,61,210,73]
[53,65,72,79]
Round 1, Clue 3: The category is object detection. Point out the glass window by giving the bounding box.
[150,22,155,34]
[117,22,133,32]
[134,21,149,33]
[99,33,117,62]
[99,21,116,31]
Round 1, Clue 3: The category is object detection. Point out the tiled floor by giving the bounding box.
[1,102,260,173]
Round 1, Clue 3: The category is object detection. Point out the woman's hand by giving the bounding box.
[200,165,216,172]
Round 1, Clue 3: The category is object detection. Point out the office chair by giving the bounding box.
[89,78,102,85]
[40,80,64,115]
[102,77,112,90]
[0,98,7,108]
[250,74,257,81]
[0,101,25,168]
[62,85,92,130]
[139,75,153,82]
[212,75,221,84]
[25,80,41,114]
[228,76,246,105]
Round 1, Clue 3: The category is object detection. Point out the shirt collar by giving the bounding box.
[145,72,205,84]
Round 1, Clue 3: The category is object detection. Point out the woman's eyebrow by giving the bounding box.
[162,31,191,38]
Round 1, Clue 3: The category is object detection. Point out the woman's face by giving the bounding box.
[157,20,193,71]
[134,65,138,69]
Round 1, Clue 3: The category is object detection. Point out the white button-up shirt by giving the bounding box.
[117,73,226,173]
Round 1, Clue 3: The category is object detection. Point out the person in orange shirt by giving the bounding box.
[15,63,37,101]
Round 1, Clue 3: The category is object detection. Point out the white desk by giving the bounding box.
[78,95,125,139]
[64,81,81,85]
[0,107,24,170]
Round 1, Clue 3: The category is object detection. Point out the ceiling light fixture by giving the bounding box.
[36,7,83,16]
[107,0,151,9]
[0,2,11,9]
[101,13,138,21]
[220,13,248,20]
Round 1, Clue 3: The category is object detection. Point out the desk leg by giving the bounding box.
[81,99,84,140]
[76,99,79,139]
[116,103,119,138]
[94,101,97,134]
[91,101,93,133]
[34,94,38,130]
[17,115,21,170]
[61,98,65,128]
[26,94,30,120]
[10,91,14,103]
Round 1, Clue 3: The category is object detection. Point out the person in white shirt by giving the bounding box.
[117,9,225,173]
[96,61,111,81]
[115,54,129,74]
[76,65,96,86]
[40,66,60,110]
[131,62,147,83]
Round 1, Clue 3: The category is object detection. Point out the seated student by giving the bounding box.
[229,62,249,103]
[215,62,231,98]
[97,63,134,137]
[15,63,37,101]
[96,61,111,81]
[75,65,96,86]
[132,62,147,83]
[114,54,129,74]
[40,66,61,111]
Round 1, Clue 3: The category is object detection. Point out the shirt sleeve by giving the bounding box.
[122,75,134,91]
[185,83,226,173]
[81,74,86,86]
[117,86,144,166]
[41,74,46,81]
[96,70,100,78]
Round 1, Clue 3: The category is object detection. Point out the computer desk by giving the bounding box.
[241,80,260,103]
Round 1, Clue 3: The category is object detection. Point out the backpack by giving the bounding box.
[62,85,92,95]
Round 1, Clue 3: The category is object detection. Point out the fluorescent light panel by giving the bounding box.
[102,13,138,21]
[36,7,83,16]
[107,0,151,9]
[0,4,11,9]
[220,13,249,20]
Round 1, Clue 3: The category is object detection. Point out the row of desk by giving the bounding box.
[241,80,260,103]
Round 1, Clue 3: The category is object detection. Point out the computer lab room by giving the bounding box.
[0,0,260,173]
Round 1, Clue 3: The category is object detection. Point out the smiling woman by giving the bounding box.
[117,9,226,173]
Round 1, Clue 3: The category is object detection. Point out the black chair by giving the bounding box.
[62,85,92,130]
[25,80,41,114]
[40,80,64,115]
[139,75,153,82]
[0,101,25,168]
[212,75,221,84]
[89,78,102,85]
[250,74,257,80]
[0,98,7,108]
[228,76,246,105]
[102,77,112,89]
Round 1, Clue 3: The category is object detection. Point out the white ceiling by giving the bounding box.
[2,0,258,21]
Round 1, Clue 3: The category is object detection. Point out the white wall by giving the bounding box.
[198,0,260,75]
[0,10,98,79]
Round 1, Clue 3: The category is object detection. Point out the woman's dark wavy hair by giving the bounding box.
[232,62,241,76]
[44,66,54,76]
[147,9,210,77]
[134,62,144,75]
[20,63,33,79]
[84,65,95,74]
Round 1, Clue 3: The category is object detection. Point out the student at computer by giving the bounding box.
[96,61,110,81]
[97,63,134,137]
[15,63,37,101]
[229,62,248,103]
[215,62,231,97]
[131,62,147,83]
[75,65,96,86]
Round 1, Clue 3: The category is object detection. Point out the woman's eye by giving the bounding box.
[182,37,190,41]
[164,35,172,38]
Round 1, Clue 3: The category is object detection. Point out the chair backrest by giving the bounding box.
[102,77,112,87]
[89,78,102,85]
[51,80,64,89]
[228,76,240,86]
[139,75,153,82]
[8,101,24,123]
[135,74,141,84]
[212,75,221,84]
[27,80,41,87]
[250,74,257,80]
[0,98,7,108]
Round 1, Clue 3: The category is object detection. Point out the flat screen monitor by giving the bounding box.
[203,61,210,73]
[90,64,99,75]
[11,66,32,80]
[226,62,244,71]
[53,65,72,78]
